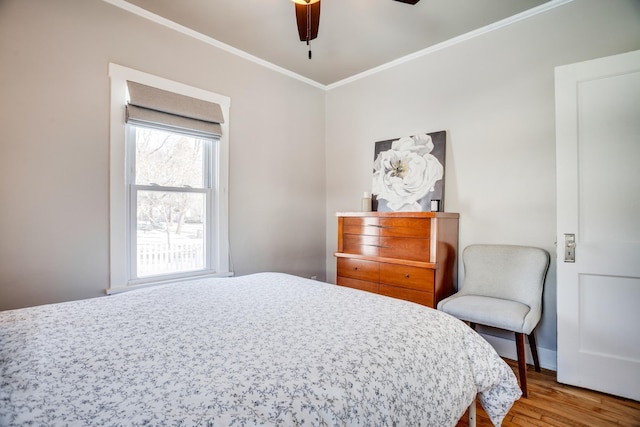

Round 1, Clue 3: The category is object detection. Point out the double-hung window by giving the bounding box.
[127,119,213,280]
[108,65,231,292]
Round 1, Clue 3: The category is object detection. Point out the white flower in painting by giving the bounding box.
[372,134,443,211]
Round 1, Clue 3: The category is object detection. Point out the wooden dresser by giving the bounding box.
[334,211,459,308]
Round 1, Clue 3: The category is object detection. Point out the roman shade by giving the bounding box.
[126,81,225,137]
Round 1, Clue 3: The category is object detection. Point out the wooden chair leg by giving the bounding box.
[515,332,528,398]
[528,332,541,373]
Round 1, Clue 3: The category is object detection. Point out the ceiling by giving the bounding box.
[121,0,554,87]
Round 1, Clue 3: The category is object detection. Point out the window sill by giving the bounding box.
[106,271,234,295]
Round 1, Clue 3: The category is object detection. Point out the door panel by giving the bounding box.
[579,274,640,361]
[555,49,640,400]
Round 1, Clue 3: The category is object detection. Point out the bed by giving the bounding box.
[0,272,521,426]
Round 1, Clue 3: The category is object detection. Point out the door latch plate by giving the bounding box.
[564,233,576,263]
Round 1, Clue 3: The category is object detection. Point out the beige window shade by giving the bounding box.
[126,81,224,137]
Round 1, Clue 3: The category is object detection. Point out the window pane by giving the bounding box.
[134,127,205,188]
[136,190,206,277]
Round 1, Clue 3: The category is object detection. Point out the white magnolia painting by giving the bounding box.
[372,131,446,212]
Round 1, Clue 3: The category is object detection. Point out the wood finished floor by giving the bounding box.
[455,359,640,427]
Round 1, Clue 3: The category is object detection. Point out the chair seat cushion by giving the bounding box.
[438,295,530,333]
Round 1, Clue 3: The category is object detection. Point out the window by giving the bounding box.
[128,125,212,279]
[108,65,231,292]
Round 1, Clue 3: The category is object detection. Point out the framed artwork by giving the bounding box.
[372,130,446,212]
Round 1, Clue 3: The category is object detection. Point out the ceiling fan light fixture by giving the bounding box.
[292,0,320,59]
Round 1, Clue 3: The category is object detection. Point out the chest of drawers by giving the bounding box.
[334,212,459,308]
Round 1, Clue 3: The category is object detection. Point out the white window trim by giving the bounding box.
[108,63,231,294]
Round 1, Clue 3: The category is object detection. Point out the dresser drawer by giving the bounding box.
[337,257,379,282]
[379,284,434,308]
[379,263,435,291]
[380,218,431,238]
[337,276,379,294]
[343,234,379,257]
[343,217,380,236]
[378,237,431,262]
[379,237,430,261]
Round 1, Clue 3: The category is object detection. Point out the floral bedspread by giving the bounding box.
[0,272,521,426]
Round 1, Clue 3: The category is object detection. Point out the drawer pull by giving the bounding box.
[403,273,410,279]
[363,244,392,249]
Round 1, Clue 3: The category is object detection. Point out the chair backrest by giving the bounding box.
[460,244,550,309]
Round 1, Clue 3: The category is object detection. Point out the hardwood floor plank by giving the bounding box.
[538,415,582,427]
[525,395,622,426]
[509,415,551,427]
[508,404,543,421]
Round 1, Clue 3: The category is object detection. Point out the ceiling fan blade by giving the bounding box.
[295,1,320,42]
[393,0,420,4]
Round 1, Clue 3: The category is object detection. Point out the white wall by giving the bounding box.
[325,0,640,355]
[0,0,326,310]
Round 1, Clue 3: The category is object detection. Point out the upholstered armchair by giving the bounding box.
[437,244,550,397]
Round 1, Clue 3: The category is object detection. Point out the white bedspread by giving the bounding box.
[0,272,521,426]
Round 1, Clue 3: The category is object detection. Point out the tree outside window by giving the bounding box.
[131,126,212,278]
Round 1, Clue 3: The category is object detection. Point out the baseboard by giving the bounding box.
[479,333,557,372]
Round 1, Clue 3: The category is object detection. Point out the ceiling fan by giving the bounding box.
[292,0,421,59]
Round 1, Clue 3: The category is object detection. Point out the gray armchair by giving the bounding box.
[437,244,550,397]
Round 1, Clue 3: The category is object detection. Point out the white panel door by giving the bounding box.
[555,50,640,400]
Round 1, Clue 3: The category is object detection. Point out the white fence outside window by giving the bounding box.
[137,242,204,277]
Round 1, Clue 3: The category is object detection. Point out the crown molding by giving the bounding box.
[102,0,574,92]
[326,0,575,90]
[101,0,325,89]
